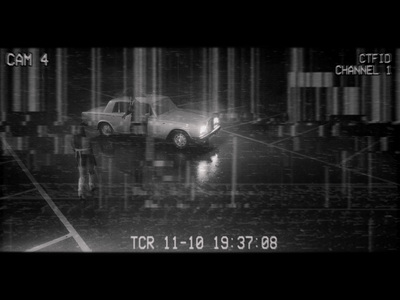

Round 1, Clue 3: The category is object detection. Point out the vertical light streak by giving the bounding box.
[202,48,208,111]
[211,48,219,113]
[250,48,255,117]
[368,216,374,252]
[96,48,101,108]
[372,72,380,122]
[287,50,295,123]
[254,48,260,120]
[124,173,129,211]
[332,87,339,115]
[91,48,96,108]
[107,157,112,208]
[324,166,329,208]
[190,175,195,201]
[185,160,190,189]
[158,48,163,95]
[145,135,155,161]
[63,134,73,154]
[288,48,304,123]
[240,48,246,109]
[99,158,103,209]
[134,47,146,97]
[341,150,347,195]
[123,47,128,93]
[231,136,237,206]
[396,49,400,122]
[368,138,373,195]
[0,48,7,121]
[151,47,157,93]
[315,86,321,121]
[298,48,304,122]
[64,49,68,119]
[347,168,351,209]
[12,48,22,112]
[381,62,390,122]
[145,133,155,185]
[56,48,63,122]
[91,48,101,109]
[227,48,235,111]
[358,48,367,117]
[90,48,96,106]
[177,51,180,96]
[208,48,213,111]
[28,48,39,111]
[189,49,193,97]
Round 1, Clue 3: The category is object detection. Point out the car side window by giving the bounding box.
[112,102,120,113]
[112,102,130,113]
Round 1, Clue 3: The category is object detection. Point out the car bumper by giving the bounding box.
[194,125,221,143]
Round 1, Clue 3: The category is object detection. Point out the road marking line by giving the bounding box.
[26,233,73,252]
[1,137,92,252]
[339,139,381,165]
[0,188,38,200]
[0,159,16,165]
[221,129,399,186]
[222,113,283,130]
[269,125,320,145]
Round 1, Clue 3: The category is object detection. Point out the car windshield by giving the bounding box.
[153,97,177,115]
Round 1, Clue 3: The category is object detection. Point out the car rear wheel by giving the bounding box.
[99,123,113,136]
[171,130,189,149]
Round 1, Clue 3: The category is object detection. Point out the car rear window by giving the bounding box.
[154,97,176,115]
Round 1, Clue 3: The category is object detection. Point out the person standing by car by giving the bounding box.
[122,96,137,133]
[71,122,97,199]
[122,96,149,135]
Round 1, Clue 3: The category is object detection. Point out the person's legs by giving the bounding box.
[88,163,96,192]
[78,166,89,199]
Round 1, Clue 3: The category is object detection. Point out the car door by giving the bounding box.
[146,105,163,138]
[112,101,131,133]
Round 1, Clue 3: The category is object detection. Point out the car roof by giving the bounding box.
[110,94,170,104]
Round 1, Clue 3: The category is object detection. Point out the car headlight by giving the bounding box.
[200,125,207,136]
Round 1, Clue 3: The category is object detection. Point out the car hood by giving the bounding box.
[160,108,210,125]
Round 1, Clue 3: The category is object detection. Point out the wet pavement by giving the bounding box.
[1,117,399,252]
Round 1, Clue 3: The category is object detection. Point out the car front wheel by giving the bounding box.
[99,123,113,136]
[171,130,189,149]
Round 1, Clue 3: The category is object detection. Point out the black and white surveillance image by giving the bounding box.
[0,47,399,252]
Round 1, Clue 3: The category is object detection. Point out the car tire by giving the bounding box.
[170,130,189,149]
[99,122,113,136]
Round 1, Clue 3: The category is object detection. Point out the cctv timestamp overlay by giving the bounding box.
[130,235,278,251]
